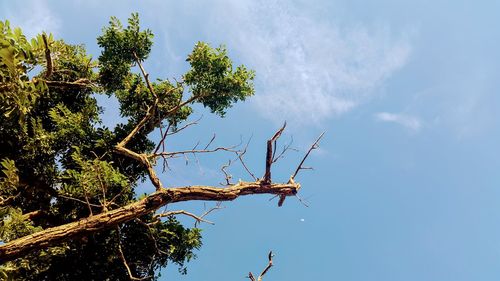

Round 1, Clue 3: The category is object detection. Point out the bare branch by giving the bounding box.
[150,145,239,159]
[291,132,325,180]
[204,134,216,150]
[236,136,258,181]
[154,210,215,225]
[263,122,287,184]
[0,181,299,262]
[220,159,233,185]
[166,116,202,136]
[247,251,274,281]
[153,121,170,155]
[259,251,274,280]
[272,136,297,164]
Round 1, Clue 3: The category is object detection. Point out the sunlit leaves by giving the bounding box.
[184,42,255,116]
[59,149,130,207]
[97,13,153,92]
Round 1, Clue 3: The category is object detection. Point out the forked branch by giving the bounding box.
[247,251,274,281]
[292,132,325,180]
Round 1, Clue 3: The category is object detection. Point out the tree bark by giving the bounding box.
[0,181,299,263]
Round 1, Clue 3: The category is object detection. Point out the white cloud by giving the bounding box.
[211,0,412,125]
[375,112,422,131]
[1,0,61,38]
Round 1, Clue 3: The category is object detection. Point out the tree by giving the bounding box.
[0,14,318,280]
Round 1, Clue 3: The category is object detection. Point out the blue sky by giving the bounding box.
[2,0,500,280]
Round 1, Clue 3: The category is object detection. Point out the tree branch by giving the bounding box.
[263,122,286,184]
[154,210,215,225]
[0,181,299,262]
[247,251,274,281]
[291,132,325,180]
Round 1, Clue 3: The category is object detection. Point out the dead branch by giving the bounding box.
[221,159,233,185]
[263,122,286,184]
[150,145,238,159]
[153,121,169,155]
[237,137,258,181]
[153,210,215,225]
[247,251,274,281]
[0,181,299,262]
[272,136,297,164]
[291,132,325,180]
[203,134,216,150]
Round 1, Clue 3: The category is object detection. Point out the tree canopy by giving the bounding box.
[0,14,310,280]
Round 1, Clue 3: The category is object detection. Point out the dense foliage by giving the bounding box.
[0,13,254,280]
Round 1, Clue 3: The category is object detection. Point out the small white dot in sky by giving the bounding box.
[300,218,305,222]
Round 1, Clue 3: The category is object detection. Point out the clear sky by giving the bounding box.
[2,0,500,280]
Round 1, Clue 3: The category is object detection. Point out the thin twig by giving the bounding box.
[57,194,102,209]
[291,132,325,180]
[204,134,216,150]
[236,137,257,181]
[272,136,297,163]
[150,145,239,158]
[154,210,215,225]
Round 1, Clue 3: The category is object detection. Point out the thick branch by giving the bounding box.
[0,181,299,262]
[263,122,286,184]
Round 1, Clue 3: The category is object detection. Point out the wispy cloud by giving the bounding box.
[1,0,61,38]
[211,0,412,125]
[375,112,422,131]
